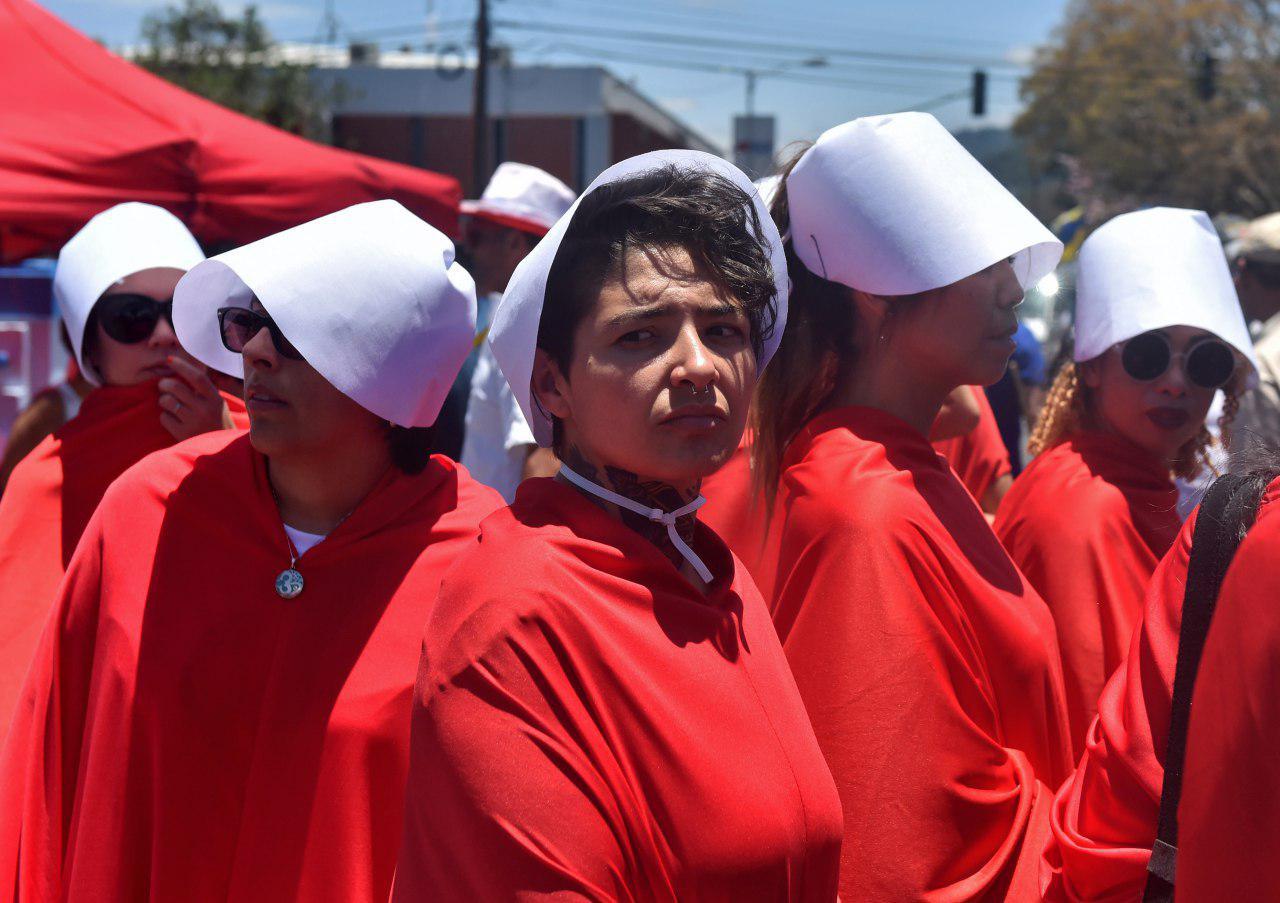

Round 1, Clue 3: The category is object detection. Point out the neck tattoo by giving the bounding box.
[559,444,702,574]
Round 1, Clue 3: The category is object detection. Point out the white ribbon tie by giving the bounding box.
[558,465,714,583]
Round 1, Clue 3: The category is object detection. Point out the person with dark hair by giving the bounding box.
[997,207,1257,760]
[1042,453,1280,900]
[0,203,247,737]
[0,201,503,901]
[1229,212,1280,464]
[702,112,1070,900]
[393,152,843,900]
[459,162,575,500]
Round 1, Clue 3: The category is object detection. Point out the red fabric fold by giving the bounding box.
[1040,477,1280,901]
[995,431,1181,758]
[715,405,1072,900]
[393,477,844,901]
[0,432,501,901]
[1179,479,1280,900]
[0,382,247,735]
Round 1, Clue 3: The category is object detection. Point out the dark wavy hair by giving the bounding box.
[536,164,778,379]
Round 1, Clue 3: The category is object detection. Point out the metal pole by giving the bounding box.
[471,0,491,195]
[745,70,757,116]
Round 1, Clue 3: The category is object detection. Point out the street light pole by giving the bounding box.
[471,0,491,195]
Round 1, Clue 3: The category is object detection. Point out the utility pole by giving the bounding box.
[321,0,339,45]
[471,0,491,195]
[971,69,987,117]
[744,70,757,117]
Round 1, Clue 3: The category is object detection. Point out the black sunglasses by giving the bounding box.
[217,307,304,360]
[1119,331,1236,390]
[97,293,173,344]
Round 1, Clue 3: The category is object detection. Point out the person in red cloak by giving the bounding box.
[995,207,1257,759]
[1177,472,1280,901]
[705,112,1072,900]
[393,152,844,900]
[0,203,247,737]
[1040,472,1280,900]
[0,200,502,902]
[703,384,983,576]
[933,385,1013,515]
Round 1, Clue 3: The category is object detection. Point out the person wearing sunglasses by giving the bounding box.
[0,201,503,902]
[393,152,843,900]
[0,203,248,738]
[995,207,1258,761]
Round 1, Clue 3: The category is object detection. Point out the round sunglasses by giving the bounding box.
[1119,331,1236,390]
[96,293,173,345]
[217,307,304,360]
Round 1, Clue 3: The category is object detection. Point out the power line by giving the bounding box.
[491,18,1029,72]
[542,42,952,95]
[503,0,1017,53]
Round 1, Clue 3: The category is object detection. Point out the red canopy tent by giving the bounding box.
[0,0,461,263]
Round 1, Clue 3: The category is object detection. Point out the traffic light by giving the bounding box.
[1196,51,1217,101]
[971,69,987,117]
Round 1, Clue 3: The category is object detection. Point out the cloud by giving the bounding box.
[658,96,698,113]
[1005,44,1038,67]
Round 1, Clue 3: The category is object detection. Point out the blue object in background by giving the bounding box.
[986,322,1045,476]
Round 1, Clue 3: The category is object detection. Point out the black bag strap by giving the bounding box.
[1143,472,1269,901]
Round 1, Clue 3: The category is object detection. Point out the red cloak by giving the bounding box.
[745,406,1072,900]
[1040,476,1280,901]
[392,478,844,902]
[932,386,1012,506]
[0,431,501,902]
[0,382,247,735]
[1178,481,1280,901]
[995,431,1181,758]
[700,430,770,577]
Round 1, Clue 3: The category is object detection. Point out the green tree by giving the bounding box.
[137,0,329,140]
[1016,0,1280,218]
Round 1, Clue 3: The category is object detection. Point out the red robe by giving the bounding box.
[393,478,844,901]
[0,431,501,902]
[933,385,1012,506]
[995,431,1181,758]
[735,406,1072,900]
[1040,476,1280,901]
[1178,482,1280,901]
[700,430,769,575]
[0,382,247,735]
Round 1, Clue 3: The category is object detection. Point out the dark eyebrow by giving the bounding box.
[603,300,742,329]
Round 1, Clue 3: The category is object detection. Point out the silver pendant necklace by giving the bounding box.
[266,462,386,600]
[275,537,306,600]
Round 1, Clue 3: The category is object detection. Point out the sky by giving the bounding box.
[43,0,1073,151]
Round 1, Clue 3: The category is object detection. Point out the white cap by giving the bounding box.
[461,162,576,236]
[490,149,789,447]
[1074,207,1258,387]
[1228,211,1280,263]
[785,112,1062,295]
[173,200,477,428]
[53,202,205,385]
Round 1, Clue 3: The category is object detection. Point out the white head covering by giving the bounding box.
[754,174,781,209]
[173,200,476,427]
[785,112,1062,296]
[490,149,789,448]
[1073,207,1258,387]
[461,162,576,236]
[53,202,205,385]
